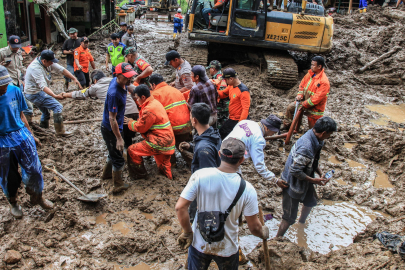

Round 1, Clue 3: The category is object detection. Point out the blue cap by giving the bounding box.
[40,50,59,63]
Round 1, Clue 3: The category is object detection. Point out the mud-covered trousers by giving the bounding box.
[359,0,367,10]
[25,91,63,122]
[101,124,125,171]
[0,127,43,199]
[188,245,239,270]
[128,140,174,179]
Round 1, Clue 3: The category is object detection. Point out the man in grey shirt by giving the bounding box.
[165,50,194,93]
[25,50,81,136]
[63,70,139,149]
[0,35,33,121]
[121,25,136,48]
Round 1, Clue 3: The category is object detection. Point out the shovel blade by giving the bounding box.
[77,194,107,202]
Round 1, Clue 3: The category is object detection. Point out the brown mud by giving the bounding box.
[1,5,405,269]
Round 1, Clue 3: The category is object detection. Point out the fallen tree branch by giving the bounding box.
[356,46,402,74]
[64,119,103,124]
[388,216,405,223]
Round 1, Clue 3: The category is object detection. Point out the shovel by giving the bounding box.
[44,165,107,202]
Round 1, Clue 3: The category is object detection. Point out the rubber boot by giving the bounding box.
[8,197,23,219]
[173,33,176,40]
[29,193,54,209]
[101,160,113,180]
[53,113,72,137]
[112,169,130,193]
[40,120,49,128]
[24,114,33,125]
[127,153,148,180]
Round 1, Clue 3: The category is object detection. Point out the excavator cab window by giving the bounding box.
[230,0,266,37]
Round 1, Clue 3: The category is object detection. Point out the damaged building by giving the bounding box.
[0,0,117,48]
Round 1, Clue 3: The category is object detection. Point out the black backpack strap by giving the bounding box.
[224,173,246,219]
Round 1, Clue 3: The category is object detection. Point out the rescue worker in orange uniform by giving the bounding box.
[74,37,96,87]
[125,85,175,180]
[218,68,251,139]
[149,74,192,166]
[284,56,330,130]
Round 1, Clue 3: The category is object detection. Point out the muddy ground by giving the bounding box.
[1,5,405,270]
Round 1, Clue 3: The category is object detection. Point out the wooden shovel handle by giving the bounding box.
[259,206,271,270]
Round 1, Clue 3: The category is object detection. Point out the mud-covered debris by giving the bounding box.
[4,250,22,264]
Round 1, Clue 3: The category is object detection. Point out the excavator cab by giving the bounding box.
[183,0,333,89]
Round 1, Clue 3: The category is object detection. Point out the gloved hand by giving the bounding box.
[177,231,193,250]
[261,226,269,240]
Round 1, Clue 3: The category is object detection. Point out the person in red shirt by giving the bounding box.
[74,37,95,87]
[217,68,251,139]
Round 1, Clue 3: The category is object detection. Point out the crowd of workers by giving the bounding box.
[0,22,336,269]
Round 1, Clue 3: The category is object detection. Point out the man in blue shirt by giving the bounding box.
[101,63,136,193]
[0,66,53,219]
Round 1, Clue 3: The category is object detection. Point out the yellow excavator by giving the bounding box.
[179,0,333,89]
[145,0,180,21]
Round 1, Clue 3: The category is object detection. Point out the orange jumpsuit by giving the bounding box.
[127,96,175,179]
[151,82,192,135]
[286,69,330,128]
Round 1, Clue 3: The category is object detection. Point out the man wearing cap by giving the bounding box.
[121,25,136,48]
[276,117,337,237]
[188,65,218,126]
[101,63,136,193]
[106,33,126,77]
[173,8,183,40]
[24,50,82,136]
[218,68,251,139]
[0,66,53,219]
[61,70,139,152]
[124,47,153,87]
[0,35,33,122]
[225,114,289,189]
[74,37,96,88]
[62,28,81,90]
[118,22,128,40]
[207,60,229,129]
[176,137,269,268]
[125,85,176,180]
[165,50,194,93]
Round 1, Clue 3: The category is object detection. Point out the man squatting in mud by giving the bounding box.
[277,117,337,237]
[0,66,53,219]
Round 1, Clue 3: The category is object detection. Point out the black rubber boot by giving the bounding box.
[8,197,23,219]
[54,113,72,137]
[112,169,130,193]
[101,160,113,180]
[40,120,49,128]
[127,153,148,180]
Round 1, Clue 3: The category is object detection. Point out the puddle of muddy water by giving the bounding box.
[366,104,405,124]
[328,155,342,164]
[96,213,108,224]
[344,142,356,150]
[346,159,366,170]
[239,200,385,256]
[141,212,154,220]
[372,169,393,188]
[112,221,133,235]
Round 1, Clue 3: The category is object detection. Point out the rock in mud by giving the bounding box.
[4,250,22,264]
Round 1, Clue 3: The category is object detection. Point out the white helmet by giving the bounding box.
[177,8,182,13]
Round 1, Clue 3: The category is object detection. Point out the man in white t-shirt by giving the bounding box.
[175,138,269,269]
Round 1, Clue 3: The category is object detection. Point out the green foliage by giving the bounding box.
[119,0,129,7]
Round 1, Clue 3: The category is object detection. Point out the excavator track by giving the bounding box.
[264,51,299,90]
[177,40,208,66]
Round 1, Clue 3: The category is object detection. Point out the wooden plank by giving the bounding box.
[348,0,353,14]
